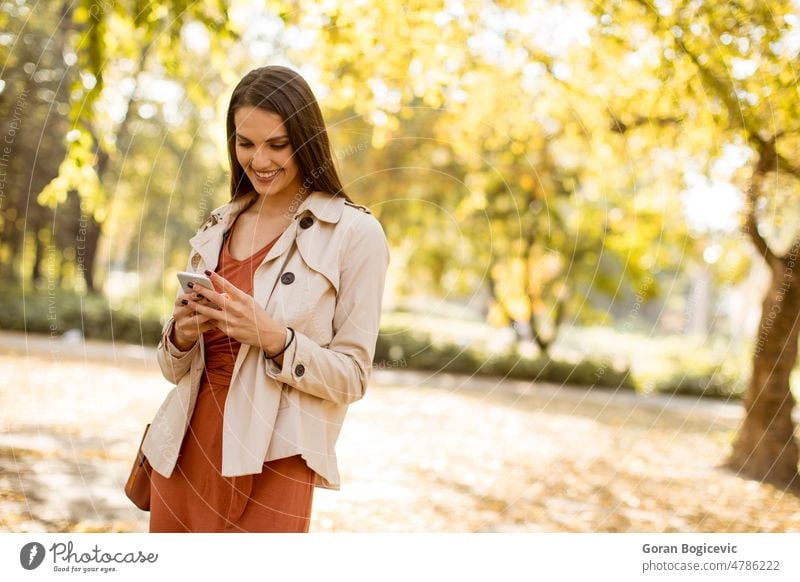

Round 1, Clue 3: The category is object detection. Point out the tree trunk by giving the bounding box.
[726,151,800,490]
[31,234,44,286]
[486,263,524,342]
[727,256,800,489]
[528,293,566,357]
[80,218,102,293]
[0,221,21,281]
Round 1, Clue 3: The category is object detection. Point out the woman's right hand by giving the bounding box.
[169,291,218,351]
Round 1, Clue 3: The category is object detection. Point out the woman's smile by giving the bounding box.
[252,167,282,182]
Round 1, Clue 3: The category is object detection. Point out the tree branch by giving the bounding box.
[745,141,779,265]
[633,0,758,138]
[745,208,776,265]
[609,115,684,134]
[752,129,800,181]
[782,234,800,264]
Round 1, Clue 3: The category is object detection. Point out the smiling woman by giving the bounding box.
[140,65,391,533]
[225,65,355,209]
[233,106,302,203]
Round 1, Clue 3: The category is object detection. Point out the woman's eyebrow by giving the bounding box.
[235,132,289,142]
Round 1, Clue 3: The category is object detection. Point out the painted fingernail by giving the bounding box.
[187,281,194,288]
[181,299,188,305]
[204,269,211,276]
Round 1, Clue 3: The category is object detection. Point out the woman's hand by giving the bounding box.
[170,289,217,351]
[186,270,288,354]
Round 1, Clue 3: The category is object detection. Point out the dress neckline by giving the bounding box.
[223,215,284,263]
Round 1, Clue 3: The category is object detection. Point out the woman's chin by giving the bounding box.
[254,186,278,196]
[251,181,282,196]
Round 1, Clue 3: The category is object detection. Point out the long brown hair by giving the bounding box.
[225,65,352,203]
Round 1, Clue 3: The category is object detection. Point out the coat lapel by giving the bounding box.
[253,218,299,311]
[188,191,259,272]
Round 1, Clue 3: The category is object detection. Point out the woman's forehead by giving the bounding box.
[234,106,287,139]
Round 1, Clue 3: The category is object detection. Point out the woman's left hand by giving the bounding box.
[186,270,286,353]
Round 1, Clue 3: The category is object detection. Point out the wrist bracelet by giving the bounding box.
[264,327,295,361]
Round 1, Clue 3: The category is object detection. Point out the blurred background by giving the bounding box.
[1,0,799,532]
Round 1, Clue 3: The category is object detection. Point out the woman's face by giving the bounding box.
[233,106,304,200]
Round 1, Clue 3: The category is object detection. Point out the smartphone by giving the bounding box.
[177,271,214,294]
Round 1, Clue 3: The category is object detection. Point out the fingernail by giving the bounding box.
[187,281,194,288]
[204,269,211,276]
[181,299,188,305]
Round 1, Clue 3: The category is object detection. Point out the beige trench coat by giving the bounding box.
[141,190,390,490]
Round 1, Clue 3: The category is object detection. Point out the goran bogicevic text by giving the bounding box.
[643,543,738,558]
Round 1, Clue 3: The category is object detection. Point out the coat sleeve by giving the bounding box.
[156,254,201,385]
[263,213,390,405]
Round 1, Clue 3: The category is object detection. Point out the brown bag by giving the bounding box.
[124,424,153,511]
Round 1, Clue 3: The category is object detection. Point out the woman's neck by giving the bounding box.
[250,187,310,221]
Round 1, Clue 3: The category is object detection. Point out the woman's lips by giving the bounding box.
[253,168,282,182]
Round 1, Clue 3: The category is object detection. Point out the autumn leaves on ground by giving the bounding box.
[0,333,798,533]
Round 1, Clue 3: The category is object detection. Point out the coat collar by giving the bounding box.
[188,190,346,270]
[294,190,347,224]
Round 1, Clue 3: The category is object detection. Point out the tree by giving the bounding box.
[36,0,237,292]
[284,0,682,355]
[593,0,800,488]
[0,2,75,285]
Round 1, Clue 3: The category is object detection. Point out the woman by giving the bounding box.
[141,65,390,532]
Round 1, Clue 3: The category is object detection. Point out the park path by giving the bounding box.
[1,331,799,532]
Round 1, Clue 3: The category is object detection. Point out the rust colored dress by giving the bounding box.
[149,220,316,533]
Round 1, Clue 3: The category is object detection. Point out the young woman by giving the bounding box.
[141,65,390,532]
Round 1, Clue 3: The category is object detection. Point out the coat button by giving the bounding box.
[295,364,305,377]
[299,216,314,229]
[280,272,295,284]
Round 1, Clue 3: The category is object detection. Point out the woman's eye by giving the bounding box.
[237,142,252,148]
[271,143,289,149]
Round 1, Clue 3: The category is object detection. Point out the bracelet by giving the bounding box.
[264,327,295,361]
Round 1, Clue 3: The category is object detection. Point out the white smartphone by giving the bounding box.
[177,271,214,294]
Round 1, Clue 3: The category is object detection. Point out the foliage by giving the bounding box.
[0,282,165,345]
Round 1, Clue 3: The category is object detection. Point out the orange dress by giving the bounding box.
[149,220,316,533]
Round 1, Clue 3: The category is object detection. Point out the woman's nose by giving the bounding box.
[251,146,272,169]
